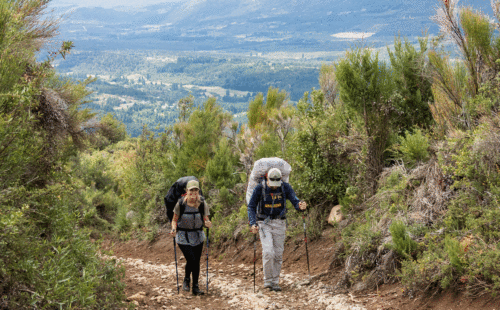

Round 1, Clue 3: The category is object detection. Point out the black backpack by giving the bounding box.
[164,176,204,222]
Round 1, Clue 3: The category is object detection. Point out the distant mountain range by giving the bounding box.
[52,0,495,52]
[49,0,496,136]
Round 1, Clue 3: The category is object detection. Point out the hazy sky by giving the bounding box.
[50,0,186,8]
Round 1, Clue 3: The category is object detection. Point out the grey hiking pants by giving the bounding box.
[257,219,286,285]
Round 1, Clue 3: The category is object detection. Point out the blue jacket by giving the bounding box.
[247,181,302,226]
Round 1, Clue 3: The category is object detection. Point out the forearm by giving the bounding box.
[247,204,257,226]
[171,214,179,230]
[247,185,262,226]
[284,184,301,210]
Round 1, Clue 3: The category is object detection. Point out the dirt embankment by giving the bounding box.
[101,228,500,310]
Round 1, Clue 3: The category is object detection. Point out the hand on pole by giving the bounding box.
[169,227,177,236]
[204,219,212,228]
[299,201,307,210]
[250,225,259,234]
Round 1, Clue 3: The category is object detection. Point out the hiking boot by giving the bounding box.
[271,284,282,291]
[264,283,273,290]
[192,284,205,295]
[182,278,190,292]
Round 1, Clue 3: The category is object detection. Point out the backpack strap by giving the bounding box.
[177,197,205,232]
[277,183,287,218]
[256,179,266,220]
[179,198,186,218]
[178,197,205,217]
[256,180,288,220]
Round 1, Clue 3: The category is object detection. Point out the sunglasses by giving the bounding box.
[269,177,281,181]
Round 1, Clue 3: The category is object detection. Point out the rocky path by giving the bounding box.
[103,253,366,310]
[101,230,500,310]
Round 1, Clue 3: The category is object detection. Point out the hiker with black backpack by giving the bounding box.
[247,167,307,292]
[168,179,211,295]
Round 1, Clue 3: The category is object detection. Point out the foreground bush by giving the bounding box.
[0,185,126,309]
[0,0,127,308]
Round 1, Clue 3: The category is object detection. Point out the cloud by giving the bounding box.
[331,32,375,39]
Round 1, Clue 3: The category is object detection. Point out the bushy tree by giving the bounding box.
[293,90,350,196]
[177,94,194,122]
[388,36,435,132]
[287,90,352,237]
[174,97,232,178]
[247,86,288,129]
[429,0,500,131]
[243,86,291,163]
[91,113,127,149]
[319,64,337,107]
[335,48,397,193]
[205,138,240,189]
[119,126,175,225]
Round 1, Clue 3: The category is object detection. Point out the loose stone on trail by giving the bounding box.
[102,254,366,309]
[298,278,311,286]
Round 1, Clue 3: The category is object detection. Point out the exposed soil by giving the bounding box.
[100,227,500,310]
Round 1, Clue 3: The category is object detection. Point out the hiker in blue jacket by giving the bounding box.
[247,168,307,291]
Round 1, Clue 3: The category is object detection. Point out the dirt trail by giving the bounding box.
[104,254,364,310]
[102,228,366,310]
[101,229,500,310]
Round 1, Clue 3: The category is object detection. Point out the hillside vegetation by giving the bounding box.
[0,0,129,308]
[3,0,500,308]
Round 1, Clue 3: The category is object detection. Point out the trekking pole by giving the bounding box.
[173,236,180,294]
[253,233,257,293]
[302,212,311,278]
[206,228,210,294]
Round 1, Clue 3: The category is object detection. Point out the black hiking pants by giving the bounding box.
[178,242,204,285]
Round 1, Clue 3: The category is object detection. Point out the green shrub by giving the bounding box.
[400,233,500,295]
[376,169,409,214]
[399,248,450,291]
[74,151,116,191]
[444,236,464,272]
[381,169,407,190]
[0,186,126,309]
[284,201,323,240]
[291,90,350,214]
[342,211,382,256]
[145,224,160,242]
[339,186,360,213]
[210,204,247,243]
[114,205,132,233]
[388,36,435,132]
[466,242,500,295]
[78,188,120,230]
[395,129,430,167]
[389,221,418,258]
[219,187,236,210]
[205,139,240,189]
